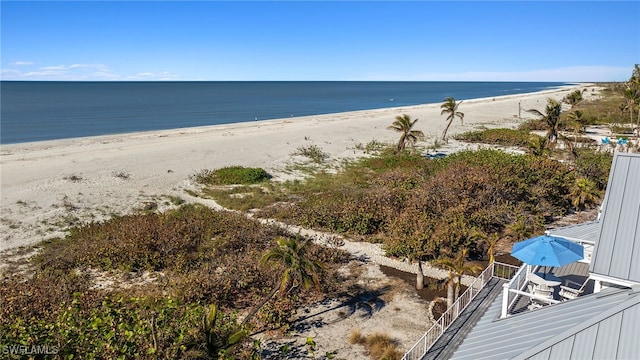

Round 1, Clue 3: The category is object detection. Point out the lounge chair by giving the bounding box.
[559,278,587,300]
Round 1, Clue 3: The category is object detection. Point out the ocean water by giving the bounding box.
[0,81,566,144]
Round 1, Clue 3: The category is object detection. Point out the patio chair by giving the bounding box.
[559,278,587,300]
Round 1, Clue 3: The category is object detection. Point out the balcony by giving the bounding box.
[500,261,593,318]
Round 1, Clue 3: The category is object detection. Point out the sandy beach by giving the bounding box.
[0,84,596,253]
[0,84,602,357]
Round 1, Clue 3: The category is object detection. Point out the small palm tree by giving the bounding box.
[440,97,464,141]
[203,303,250,358]
[387,114,424,152]
[242,236,321,326]
[527,98,562,144]
[563,89,584,108]
[527,135,550,157]
[569,178,600,219]
[505,218,535,243]
[434,248,481,307]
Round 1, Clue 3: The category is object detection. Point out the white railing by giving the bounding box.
[573,239,595,263]
[504,264,529,315]
[493,261,520,280]
[402,262,519,360]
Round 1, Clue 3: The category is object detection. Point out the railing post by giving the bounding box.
[501,283,509,318]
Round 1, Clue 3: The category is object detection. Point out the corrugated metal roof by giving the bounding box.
[449,286,640,360]
[546,221,600,243]
[516,287,640,360]
[590,153,640,283]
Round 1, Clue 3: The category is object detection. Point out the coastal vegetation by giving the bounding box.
[291,144,330,164]
[454,128,534,147]
[2,68,639,359]
[192,166,271,185]
[0,204,350,359]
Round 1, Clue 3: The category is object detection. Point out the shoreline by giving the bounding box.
[1,83,582,149]
[0,83,595,253]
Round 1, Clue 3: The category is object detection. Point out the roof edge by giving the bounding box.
[512,286,640,360]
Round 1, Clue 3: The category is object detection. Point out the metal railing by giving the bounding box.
[504,263,529,315]
[402,262,518,360]
[493,261,520,280]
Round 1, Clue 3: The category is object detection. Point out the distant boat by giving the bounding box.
[389,98,394,101]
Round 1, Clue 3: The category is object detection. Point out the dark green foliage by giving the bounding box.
[1,293,206,359]
[454,128,534,147]
[573,148,613,190]
[192,166,271,185]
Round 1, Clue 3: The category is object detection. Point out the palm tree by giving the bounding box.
[569,178,600,219]
[431,253,456,307]
[563,89,584,109]
[527,98,562,144]
[485,233,499,263]
[527,135,550,157]
[623,86,639,125]
[434,248,481,307]
[565,110,587,155]
[440,97,464,141]
[241,236,321,326]
[203,303,250,358]
[505,218,535,243]
[387,114,424,152]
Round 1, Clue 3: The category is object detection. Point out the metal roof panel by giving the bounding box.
[589,153,640,283]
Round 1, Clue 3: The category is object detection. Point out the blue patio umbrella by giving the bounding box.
[511,235,584,268]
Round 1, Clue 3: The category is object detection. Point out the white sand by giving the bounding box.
[0,84,597,253]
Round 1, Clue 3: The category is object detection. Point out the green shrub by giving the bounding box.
[573,148,612,190]
[517,119,547,131]
[454,128,533,147]
[192,166,271,185]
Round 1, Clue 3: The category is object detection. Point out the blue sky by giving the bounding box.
[1,1,639,82]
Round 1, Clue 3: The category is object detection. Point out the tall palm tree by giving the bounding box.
[527,98,562,144]
[567,110,587,151]
[485,232,499,264]
[241,236,321,326]
[623,86,639,125]
[440,97,464,141]
[387,114,424,152]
